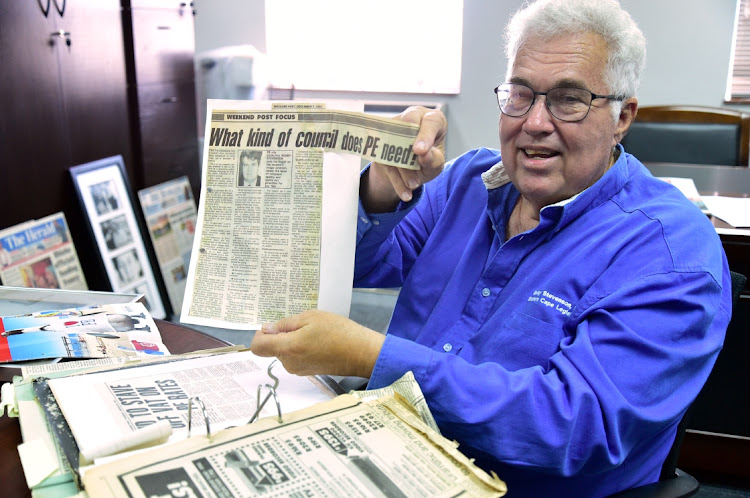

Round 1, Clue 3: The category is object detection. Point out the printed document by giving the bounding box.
[181,100,420,329]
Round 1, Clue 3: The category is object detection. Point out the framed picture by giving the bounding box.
[69,156,167,319]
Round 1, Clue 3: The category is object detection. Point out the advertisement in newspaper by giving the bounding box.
[0,212,88,291]
[181,100,420,330]
[138,177,198,315]
[47,351,335,463]
[0,302,167,363]
[82,394,507,498]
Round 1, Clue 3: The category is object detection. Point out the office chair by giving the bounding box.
[610,271,748,498]
[620,106,750,166]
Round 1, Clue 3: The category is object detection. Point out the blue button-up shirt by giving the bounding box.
[354,147,731,497]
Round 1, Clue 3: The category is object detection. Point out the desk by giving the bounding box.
[0,320,231,498]
[645,163,750,486]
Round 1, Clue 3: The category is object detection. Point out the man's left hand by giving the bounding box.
[250,310,385,378]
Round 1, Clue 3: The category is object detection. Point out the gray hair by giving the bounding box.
[504,0,646,119]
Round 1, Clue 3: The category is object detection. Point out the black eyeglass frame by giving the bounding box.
[493,83,624,122]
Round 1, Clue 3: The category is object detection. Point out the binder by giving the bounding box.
[30,351,339,490]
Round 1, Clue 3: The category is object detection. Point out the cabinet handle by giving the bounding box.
[50,29,72,47]
[161,97,178,104]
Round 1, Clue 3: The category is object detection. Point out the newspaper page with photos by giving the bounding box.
[0,302,167,363]
[0,212,88,291]
[138,177,198,315]
[82,393,507,498]
[181,100,420,329]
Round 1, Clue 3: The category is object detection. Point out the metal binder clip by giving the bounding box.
[248,359,283,424]
[187,397,211,440]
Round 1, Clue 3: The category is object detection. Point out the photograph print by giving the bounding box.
[100,215,134,251]
[238,149,264,187]
[90,180,120,216]
[112,249,144,286]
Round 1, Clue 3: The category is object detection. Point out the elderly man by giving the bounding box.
[251,0,732,495]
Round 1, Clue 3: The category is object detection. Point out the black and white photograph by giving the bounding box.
[112,249,143,286]
[238,149,264,187]
[100,215,133,251]
[90,180,120,216]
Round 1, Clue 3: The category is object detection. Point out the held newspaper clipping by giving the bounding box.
[181,100,421,329]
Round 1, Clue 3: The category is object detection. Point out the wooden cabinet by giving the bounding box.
[0,0,134,231]
[121,1,201,201]
[0,0,134,290]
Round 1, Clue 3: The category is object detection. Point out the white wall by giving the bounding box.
[193,0,738,159]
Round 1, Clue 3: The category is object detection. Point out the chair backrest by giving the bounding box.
[621,106,750,167]
[659,270,748,480]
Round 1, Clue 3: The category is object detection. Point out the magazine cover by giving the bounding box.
[0,302,169,363]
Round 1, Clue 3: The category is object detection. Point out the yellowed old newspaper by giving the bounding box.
[181,100,419,330]
[82,393,507,498]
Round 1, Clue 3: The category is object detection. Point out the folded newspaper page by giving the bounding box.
[350,370,439,433]
[0,302,167,363]
[82,393,507,497]
[181,100,420,330]
[0,212,88,291]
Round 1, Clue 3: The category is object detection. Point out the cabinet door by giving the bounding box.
[0,1,70,228]
[138,81,201,195]
[54,0,134,175]
[128,6,196,85]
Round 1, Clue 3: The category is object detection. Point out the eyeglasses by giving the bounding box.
[494,82,623,122]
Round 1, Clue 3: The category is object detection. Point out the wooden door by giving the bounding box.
[0,0,70,228]
[54,0,135,180]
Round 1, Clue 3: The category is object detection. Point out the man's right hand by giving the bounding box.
[361,106,447,213]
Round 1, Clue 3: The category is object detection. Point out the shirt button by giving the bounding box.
[482,287,491,297]
[372,220,380,226]
[360,216,369,223]
[443,343,452,352]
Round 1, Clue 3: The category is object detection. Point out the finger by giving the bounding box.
[249,329,282,357]
[416,145,445,174]
[260,312,306,334]
[380,163,413,202]
[414,110,447,155]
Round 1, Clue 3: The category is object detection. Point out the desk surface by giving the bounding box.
[645,162,750,197]
[0,320,232,498]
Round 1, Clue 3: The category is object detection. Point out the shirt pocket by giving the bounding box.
[488,311,565,371]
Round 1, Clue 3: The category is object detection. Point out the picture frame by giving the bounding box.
[69,156,167,319]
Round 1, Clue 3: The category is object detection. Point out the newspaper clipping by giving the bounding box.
[181,100,420,330]
[0,212,88,291]
[138,177,199,315]
[82,394,508,498]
